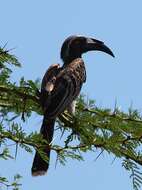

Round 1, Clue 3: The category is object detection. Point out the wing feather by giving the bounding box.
[41,58,85,118]
[44,76,75,118]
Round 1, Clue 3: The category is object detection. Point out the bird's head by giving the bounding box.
[60,35,114,64]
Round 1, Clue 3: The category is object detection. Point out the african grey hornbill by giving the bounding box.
[31,35,114,176]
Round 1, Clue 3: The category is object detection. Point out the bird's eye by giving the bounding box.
[74,40,80,45]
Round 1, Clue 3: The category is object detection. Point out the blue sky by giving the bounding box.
[1,0,142,189]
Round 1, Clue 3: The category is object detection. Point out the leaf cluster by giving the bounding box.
[0,174,22,190]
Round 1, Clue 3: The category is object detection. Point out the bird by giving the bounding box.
[31,35,114,176]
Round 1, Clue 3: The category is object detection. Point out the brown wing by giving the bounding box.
[41,64,61,91]
[41,58,86,118]
[40,64,61,110]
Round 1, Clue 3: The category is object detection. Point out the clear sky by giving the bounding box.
[0,0,142,190]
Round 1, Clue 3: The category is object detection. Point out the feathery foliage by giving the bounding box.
[1,47,142,189]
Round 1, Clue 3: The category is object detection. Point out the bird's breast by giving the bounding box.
[65,58,86,84]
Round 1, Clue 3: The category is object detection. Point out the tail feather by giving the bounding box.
[31,117,55,176]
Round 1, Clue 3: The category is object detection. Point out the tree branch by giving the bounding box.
[0,85,39,103]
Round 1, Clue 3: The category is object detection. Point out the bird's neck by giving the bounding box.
[63,55,82,66]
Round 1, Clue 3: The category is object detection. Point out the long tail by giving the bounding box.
[31,116,55,176]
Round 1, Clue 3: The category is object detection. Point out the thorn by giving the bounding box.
[55,154,59,169]
[94,149,104,162]
[111,156,117,165]
[15,143,18,160]
[49,135,58,145]
[2,42,8,50]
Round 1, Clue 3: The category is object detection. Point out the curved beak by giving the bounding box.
[85,37,115,57]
